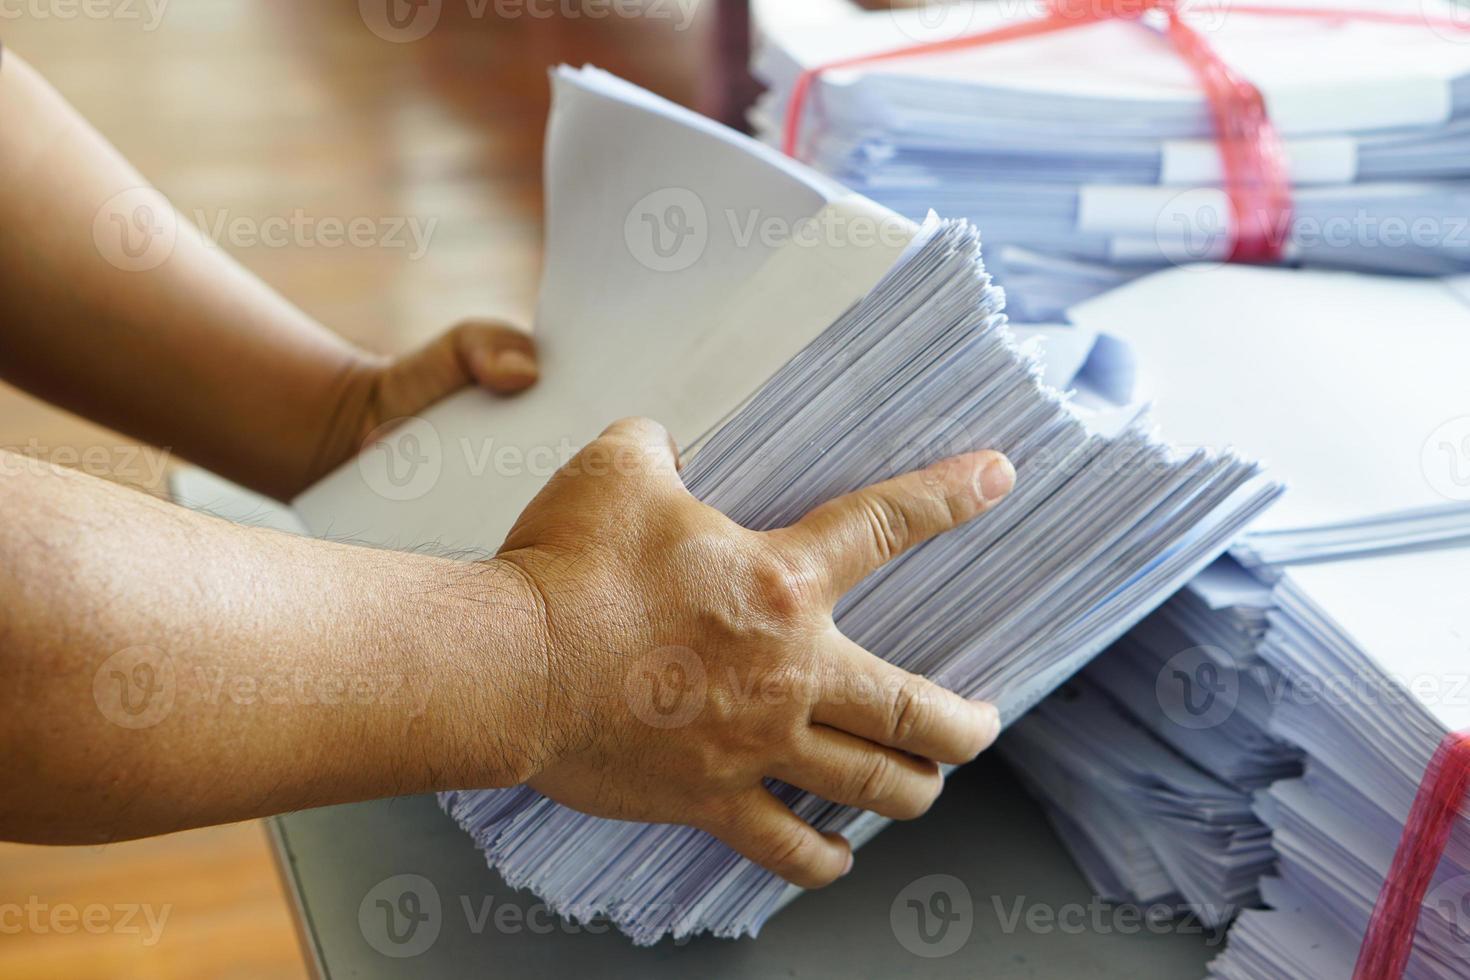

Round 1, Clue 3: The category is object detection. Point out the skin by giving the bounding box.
[0,50,1017,889]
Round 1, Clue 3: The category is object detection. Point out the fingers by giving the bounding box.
[702,788,853,889]
[811,632,1001,765]
[453,319,539,395]
[773,450,1015,603]
[771,727,944,820]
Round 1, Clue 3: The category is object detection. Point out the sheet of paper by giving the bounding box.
[295,68,913,551]
[1068,265,1470,538]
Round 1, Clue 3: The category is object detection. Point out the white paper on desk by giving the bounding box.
[1284,548,1470,733]
[755,0,1466,136]
[1068,265,1470,541]
[295,67,913,552]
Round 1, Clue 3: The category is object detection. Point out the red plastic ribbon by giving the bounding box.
[1353,730,1470,980]
[781,0,1470,262]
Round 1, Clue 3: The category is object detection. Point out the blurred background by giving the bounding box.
[0,1,735,976]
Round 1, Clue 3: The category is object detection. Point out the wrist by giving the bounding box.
[293,349,392,496]
[389,555,553,791]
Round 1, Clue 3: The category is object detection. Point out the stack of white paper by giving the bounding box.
[1001,562,1300,927]
[1208,543,1470,979]
[1067,264,1470,567]
[750,0,1470,321]
[992,263,1470,973]
[291,68,1280,944]
[1008,529,1470,976]
[1003,674,1281,927]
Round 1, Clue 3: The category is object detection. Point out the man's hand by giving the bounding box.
[0,51,540,502]
[493,418,1016,889]
[314,319,540,484]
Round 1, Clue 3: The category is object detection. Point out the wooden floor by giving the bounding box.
[0,2,713,976]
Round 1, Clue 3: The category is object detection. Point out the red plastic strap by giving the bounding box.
[780,1,1470,263]
[1353,730,1470,980]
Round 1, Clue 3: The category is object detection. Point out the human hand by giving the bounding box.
[352,317,538,434]
[492,417,1016,888]
[308,319,539,487]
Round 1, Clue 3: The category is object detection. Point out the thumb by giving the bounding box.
[452,319,539,395]
[774,450,1015,604]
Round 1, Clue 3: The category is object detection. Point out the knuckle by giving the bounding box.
[761,824,817,880]
[853,754,896,810]
[575,437,620,476]
[449,317,484,338]
[886,674,933,746]
[751,553,821,620]
[858,493,910,564]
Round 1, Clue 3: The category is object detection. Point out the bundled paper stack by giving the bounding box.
[991,261,1470,975]
[289,68,1281,944]
[1209,543,1470,979]
[750,0,1470,321]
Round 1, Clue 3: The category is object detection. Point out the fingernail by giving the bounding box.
[842,853,854,876]
[978,454,1015,504]
[973,700,1002,746]
[493,349,539,380]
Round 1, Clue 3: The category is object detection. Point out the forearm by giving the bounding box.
[0,51,381,500]
[0,451,546,844]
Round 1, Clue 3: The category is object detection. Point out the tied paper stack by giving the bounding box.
[989,263,1470,977]
[291,68,1280,945]
[751,0,1470,322]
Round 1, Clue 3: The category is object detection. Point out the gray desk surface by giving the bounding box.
[270,756,1222,979]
